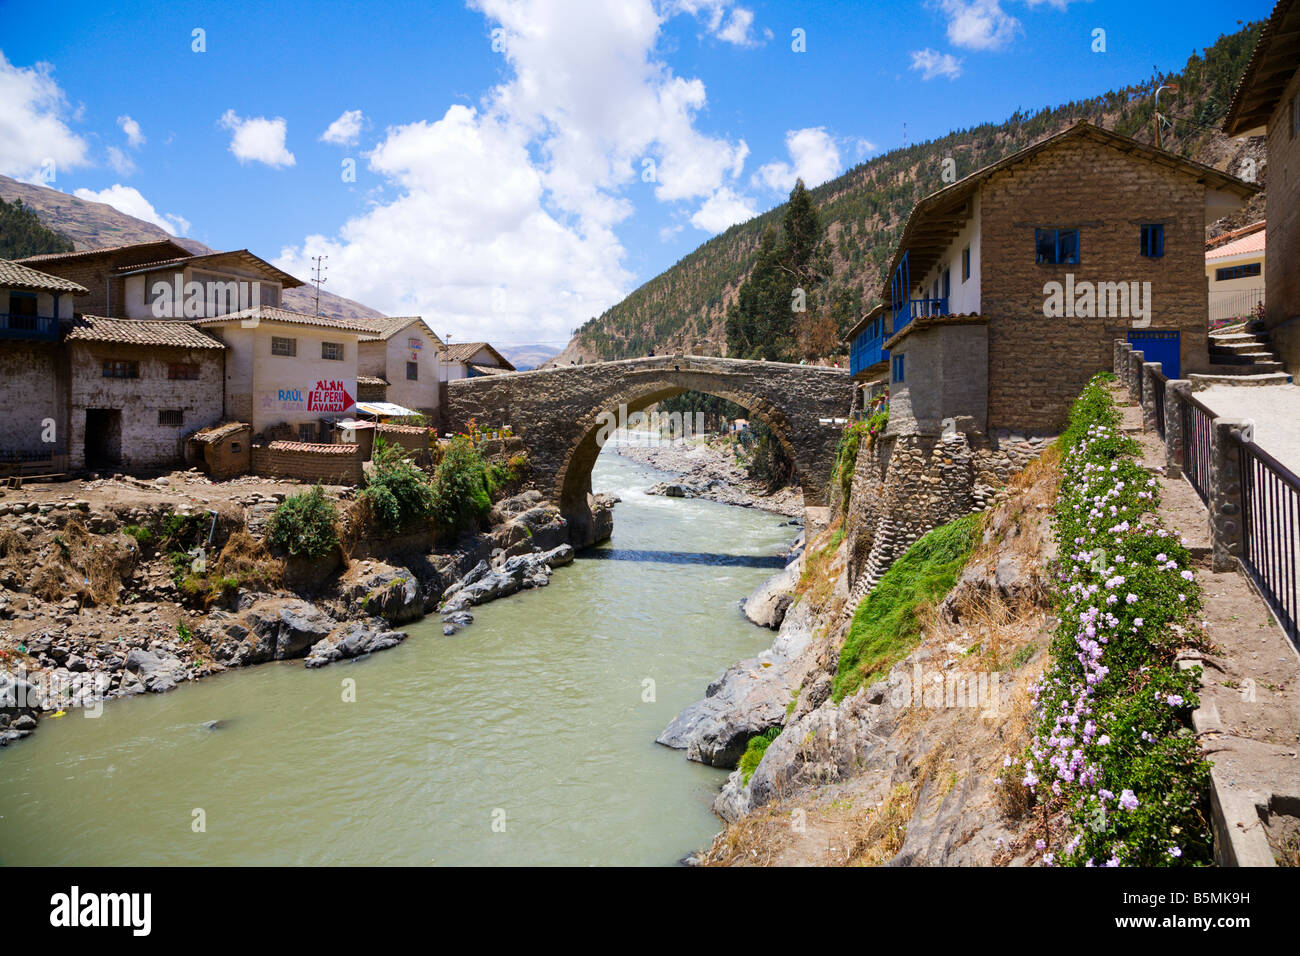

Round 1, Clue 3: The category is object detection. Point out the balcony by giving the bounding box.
[850,317,889,377]
[0,313,58,342]
[891,296,949,329]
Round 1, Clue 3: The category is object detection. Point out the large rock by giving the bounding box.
[741,559,800,629]
[439,545,573,615]
[304,622,407,668]
[204,598,339,665]
[342,563,423,624]
[122,648,188,693]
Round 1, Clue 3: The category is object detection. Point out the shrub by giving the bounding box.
[266,486,339,558]
[122,525,153,547]
[738,726,783,784]
[832,421,866,506]
[359,437,437,532]
[1018,372,1209,867]
[431,435,493,537]
[832,512,982,702]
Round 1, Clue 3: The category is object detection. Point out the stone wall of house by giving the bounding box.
[374,422,431,456]
[196,425,252,478]
[1266,68,1300,373]
[250,441,363,485]
[0,342,65,456]
[68,342,224,471]
[887,320,989,435]
[980,136,1212,431]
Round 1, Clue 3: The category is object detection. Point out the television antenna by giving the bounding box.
[310,255,329,316]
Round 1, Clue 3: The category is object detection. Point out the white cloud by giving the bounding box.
[106,146,135,176]
[659,223,684,242]
[320,109,364,146]
[937,0,1020,51]
[117,114,145,148]
[219,109,295,167]
[755,127,842,193]
[910,48,963,80]
[0,52,90,183]
[669,1,763,46]
[275,0,759,344]
[690,187,756,233]
[72,184,190,236]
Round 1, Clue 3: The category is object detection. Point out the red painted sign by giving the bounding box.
[306,379,355,413]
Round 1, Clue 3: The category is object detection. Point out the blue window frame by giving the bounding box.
[1034,228,1080,265]
[942,267,951,299]
[892,354,904,383]
[1215,262,1261,281]
[1140,224,1164,258]
[962,246,970,281]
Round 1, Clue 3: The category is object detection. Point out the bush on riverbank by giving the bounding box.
[359,437,437,533]
[739,726,783,784]
[832,512,982,703]
[431,435,494,537]
[1007,372,1209,867]
[266,486,339,559]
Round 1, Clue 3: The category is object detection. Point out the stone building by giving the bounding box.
[845,121,1258,435]
[64,315,226,470]
[355,315,443,419]
[1224,0,1300,372]
[0,259,88,466]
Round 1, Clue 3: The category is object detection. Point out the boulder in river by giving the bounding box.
[741,559,800,629]
[122,647,188,693]
[342,562,423,624]
[304,622,407,668]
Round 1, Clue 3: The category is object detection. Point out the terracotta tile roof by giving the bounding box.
[444,341,515,370]
[0,258,90,295]
[16,239,190,267]
[191,306,375,334]
[113,249,305,289]
[65,315,226,349]
[468,362,509,376]
[375,422,430,435]
[884,313,987,350]
[357,374,389,387]
[190,422,250,443]
[1206,230,1266,261]
[265,440,356,455]
[355,315,439,342]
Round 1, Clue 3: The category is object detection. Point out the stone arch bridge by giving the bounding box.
[446,355,854,544]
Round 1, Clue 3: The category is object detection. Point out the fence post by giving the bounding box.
[1209,418,1254,572]
[1126,349,1145,402]
[1115,340,1132,378]
[1140,363,1161,431]
[1164,379,1191,479]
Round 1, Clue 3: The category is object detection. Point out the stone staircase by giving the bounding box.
[1190,327,1292,387]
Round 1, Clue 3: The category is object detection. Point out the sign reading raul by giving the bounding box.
[306,379,356,413]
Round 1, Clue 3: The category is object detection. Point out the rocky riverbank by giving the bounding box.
[614,438,803,517]
[0,474,614,746]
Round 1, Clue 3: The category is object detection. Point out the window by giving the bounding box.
[271,336,296,357]
[942,267,951,299]
[102,360,139,379]
[8,291,37,316]
[298,423,317,443]
[1035,228,1080,264]
[892,354,905,383]
[1215,262,1262,282]
[406,361,419,381]
[962,246,971,282]
[321,341,344,361]
[1140,224,1164,258]
[168,362,200,381]
[230,441,241,454]
[158,409,184,427]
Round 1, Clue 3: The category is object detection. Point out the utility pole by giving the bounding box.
[310,255,328,316]
[1154,84,1178,150]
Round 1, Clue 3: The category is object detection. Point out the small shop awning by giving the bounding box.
[354,401,418,418]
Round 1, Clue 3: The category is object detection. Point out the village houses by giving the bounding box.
[844,121,1259,437]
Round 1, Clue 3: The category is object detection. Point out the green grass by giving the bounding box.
[738,726,783,784]
[832,512,982,703]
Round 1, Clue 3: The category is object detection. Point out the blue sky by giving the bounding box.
[0,0,1274,347]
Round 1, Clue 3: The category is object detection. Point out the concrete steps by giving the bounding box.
[1208,329,1288,378]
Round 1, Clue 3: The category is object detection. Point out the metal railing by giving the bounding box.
[1236,436,1300,646]
[1150,367,1168,439]
[1208,286,1265,324]
[1179,390,1215,505]
[0,313,58,341]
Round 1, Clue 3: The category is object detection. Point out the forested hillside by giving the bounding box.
[560,21,1265,363]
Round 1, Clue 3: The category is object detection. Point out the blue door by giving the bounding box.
[1127,330,1180,380]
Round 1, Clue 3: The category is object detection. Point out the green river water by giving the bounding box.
[0,448,792,866]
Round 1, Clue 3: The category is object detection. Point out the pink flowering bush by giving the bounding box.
[1020,373,1209,866]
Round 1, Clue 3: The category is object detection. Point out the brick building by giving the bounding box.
[1224,0,1300,372]
[846,122,1258,435]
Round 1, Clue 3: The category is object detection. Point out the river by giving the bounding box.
[0,447,793,865]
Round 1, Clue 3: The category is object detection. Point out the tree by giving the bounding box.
[0,199,75,259]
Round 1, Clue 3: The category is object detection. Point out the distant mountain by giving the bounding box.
[560,21,1266,363]
[499,343,561,370]
[0,174,385,321]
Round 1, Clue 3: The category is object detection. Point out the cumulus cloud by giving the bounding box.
[276,0,760,343]
[0,52,90,183]
[755,127,842,193]
[937,0,1020,51]
[72,184,190,236]
[320,109,364,146]
[106,146,135,176]
[117,114,144,148]
[689,187,756,233]
[910,48,963,80]
[219,109,295,167]
[669,1,763,46]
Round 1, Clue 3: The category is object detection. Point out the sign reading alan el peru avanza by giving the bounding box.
[259,379,356,415]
